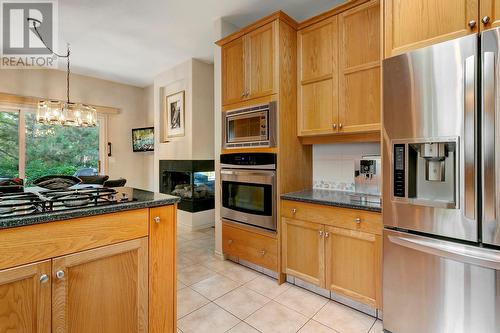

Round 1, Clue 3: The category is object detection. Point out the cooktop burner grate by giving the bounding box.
[0,187,133,218]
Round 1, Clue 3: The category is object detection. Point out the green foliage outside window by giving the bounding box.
[0,111,99,185]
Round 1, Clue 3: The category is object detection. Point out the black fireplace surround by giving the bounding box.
[159,160,215,213]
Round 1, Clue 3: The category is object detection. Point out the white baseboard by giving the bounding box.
[177,209,215,231]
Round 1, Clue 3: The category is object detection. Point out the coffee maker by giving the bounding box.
[354,155,381,197]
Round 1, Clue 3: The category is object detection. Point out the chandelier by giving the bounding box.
[28,18,97,127]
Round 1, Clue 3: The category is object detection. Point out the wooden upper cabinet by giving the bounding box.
[220,21,277,106]
[324,226,381,308]
[297,17,338,136]
[247,22,277,100]
[222,38,246,105]
[281,217,325,287]
[52,238,148,333]
[481,0,500,30]
[384,0,479,57]
[0,260,51,333]
[338,0,381,133]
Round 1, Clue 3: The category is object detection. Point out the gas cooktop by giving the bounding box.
[0,187,134,218]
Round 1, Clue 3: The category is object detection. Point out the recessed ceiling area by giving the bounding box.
[59,0,344,87]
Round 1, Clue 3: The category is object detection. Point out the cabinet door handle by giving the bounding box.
[332,123,337,129]
[355,218,361,224]
[468,20,477,28]
[241,92,246,98]
[228,239,233,244]
[319,230,324,237]
[292,208,297,214]
[154,216,161,224]
[339,123,343,129]
[56,270,65,279]
[39,274,49,284]
[482,16,491,24]
[325,232,330,238]
[260,250,266,256]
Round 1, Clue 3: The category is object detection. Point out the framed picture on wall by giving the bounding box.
[165,90,185,138]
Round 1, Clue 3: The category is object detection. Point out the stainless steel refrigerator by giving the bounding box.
[382,29,500,333]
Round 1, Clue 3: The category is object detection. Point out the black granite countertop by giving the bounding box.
[0,187,180,230]
[281,189,382,212]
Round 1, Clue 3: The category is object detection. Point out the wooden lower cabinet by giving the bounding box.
[222,222,278,271]
[0,260,51,333]
[281,218,324,287]
[325,226,381,308]
[281,200,382,308]
[52,238,148,333]
[0,205,177,333]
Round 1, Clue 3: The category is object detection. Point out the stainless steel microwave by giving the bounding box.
[222,102,277,149]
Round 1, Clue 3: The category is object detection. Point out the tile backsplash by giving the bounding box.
[313,143,381,192]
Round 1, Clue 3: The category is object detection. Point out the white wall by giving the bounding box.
[152,58,214,191]
[213,18,240,257]
[0,68,151,190]
[313,143,381,191]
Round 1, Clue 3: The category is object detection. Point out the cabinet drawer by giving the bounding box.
[0,209,149,270]
[222,222,278,271]
[281,200,382,235]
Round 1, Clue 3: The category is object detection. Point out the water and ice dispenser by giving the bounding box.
[393,140,457,208]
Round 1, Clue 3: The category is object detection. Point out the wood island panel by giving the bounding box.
[0,209,149,271]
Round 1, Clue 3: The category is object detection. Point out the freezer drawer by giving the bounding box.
[383,229,500,333]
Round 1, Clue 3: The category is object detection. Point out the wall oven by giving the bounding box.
[222,102,277,149]
[220,153,276,231]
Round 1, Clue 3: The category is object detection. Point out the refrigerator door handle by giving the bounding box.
[464,55,476,220]
[388,234,500,270]
[483,52,496,226]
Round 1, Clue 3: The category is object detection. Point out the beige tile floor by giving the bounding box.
[176,225,383,333]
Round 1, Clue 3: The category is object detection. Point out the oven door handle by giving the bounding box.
[220,169,275,177]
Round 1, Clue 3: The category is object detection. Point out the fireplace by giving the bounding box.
[159,160,215,213]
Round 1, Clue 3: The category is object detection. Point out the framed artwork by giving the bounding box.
[132,127,154,152]
[165,91,185,138]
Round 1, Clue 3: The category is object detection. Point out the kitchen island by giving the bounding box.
[0,187,180,333]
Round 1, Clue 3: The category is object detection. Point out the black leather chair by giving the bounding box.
[78,175,109,185]
[103,178,127,187]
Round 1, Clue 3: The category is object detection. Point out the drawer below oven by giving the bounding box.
[222,221,278,272]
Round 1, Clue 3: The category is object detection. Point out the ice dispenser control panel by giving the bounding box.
[394,144,405,197]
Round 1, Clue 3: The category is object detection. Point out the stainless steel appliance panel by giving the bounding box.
[482,28,500,247]
[383,34,478,242]
[383,229,500,333]
[222,102,277,149]
[220,168,276,231]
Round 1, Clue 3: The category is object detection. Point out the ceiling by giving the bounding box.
[58,0,343,87]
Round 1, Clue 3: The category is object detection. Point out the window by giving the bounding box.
[0,110,19,178]
[0,108,107,185]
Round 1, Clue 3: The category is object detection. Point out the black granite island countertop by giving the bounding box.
[281,189,382,213]
[0,187,180,230]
